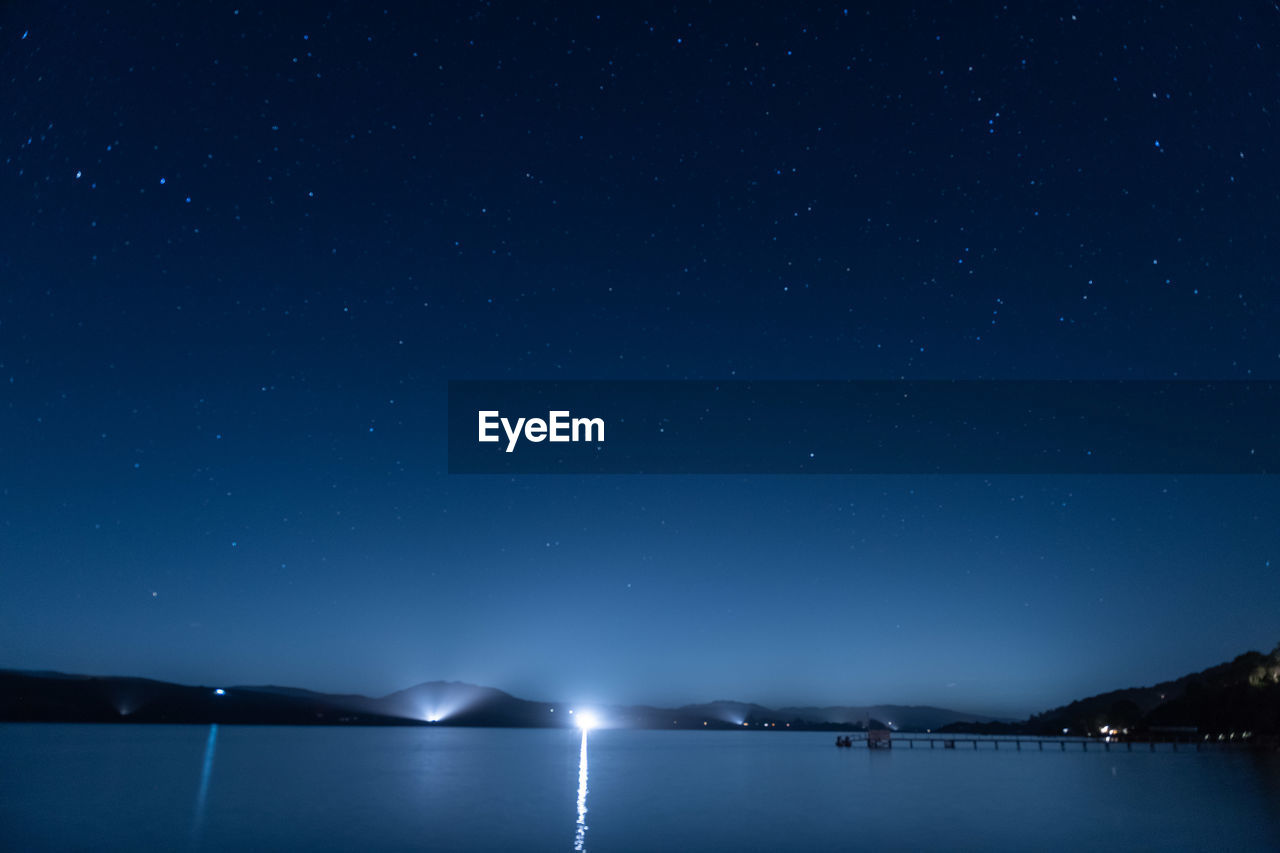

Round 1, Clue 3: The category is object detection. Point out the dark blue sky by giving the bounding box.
[2,2,1277,717]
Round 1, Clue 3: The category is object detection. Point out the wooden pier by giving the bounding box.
[840,735,1255,752]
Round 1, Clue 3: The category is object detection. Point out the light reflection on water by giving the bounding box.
[574,730,589,851]
[2,726,1277,851]
[192,724,218,838]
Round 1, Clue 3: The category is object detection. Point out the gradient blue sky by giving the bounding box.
[2,2,1277,718]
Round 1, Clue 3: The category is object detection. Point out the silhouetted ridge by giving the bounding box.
[4,645,1276,734]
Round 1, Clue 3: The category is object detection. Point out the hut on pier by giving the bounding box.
[867,727,892,749]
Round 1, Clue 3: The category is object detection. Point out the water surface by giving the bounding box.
[2,724,1277,851]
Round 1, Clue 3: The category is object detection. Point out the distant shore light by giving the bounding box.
[213,689,226,696]
[575,711,599,731]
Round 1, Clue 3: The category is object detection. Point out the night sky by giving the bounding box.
[3,2,1277,718]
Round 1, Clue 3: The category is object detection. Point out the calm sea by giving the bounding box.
[1,724,1277,851]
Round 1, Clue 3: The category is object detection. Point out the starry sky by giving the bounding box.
[2,2,1277,718]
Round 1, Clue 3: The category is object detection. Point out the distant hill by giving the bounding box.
[775,704,999,730]
[6,648,1274,734]
[0,670,988,730]
[665,700,999,730]
[1026,646,1280,736]
[0,670,408,726]
[938,643,1280,736]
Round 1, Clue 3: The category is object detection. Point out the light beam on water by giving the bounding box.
[192,724,218,840]
[574,730,589,851]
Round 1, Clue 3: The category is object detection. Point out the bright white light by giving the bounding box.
[575,711,599,731]
[575,725,589,850]
[213,688,226,696]
[426,716,439,723]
